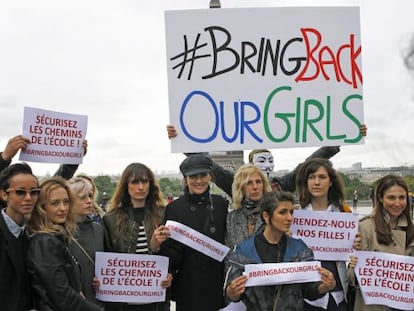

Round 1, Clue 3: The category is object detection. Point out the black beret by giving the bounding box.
[179,154,213,177]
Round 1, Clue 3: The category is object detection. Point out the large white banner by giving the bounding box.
[165,7,363,153]
[354,251,414,310]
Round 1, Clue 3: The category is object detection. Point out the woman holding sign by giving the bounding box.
[103,162,172,311]
[27,176,101,311]
[350,175,414,311]
[225,191,336,310]
[159,154,228,311]
[296,157,361,311]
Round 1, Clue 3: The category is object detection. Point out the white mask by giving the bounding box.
[252,152,274,175]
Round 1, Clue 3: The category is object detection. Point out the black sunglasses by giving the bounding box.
[6,188,41,197]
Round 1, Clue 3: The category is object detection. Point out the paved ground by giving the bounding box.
[348,199,374,219]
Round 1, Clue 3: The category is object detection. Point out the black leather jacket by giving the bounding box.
[27,233,100,311]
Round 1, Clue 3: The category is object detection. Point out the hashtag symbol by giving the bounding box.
[170,33,210,80]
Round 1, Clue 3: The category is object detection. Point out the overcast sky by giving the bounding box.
[1,0,413,176]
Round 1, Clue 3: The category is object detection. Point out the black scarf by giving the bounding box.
[241,199,261,225]
[184,186,211,204]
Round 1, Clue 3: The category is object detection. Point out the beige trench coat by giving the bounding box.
[348,214,411,311]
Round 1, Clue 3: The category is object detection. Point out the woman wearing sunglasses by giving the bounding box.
[27,176,101,311]
[0,162,39,311]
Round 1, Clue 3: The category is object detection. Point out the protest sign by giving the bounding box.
[354,251,414,310]
[290,209,358,260]
[165,7,363,153]
[20,107,87,164]
[165,220,230,261]
[244,261,321,287]
[95,252,169,304]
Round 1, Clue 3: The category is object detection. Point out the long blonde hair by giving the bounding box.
[232,164,271,210]
[28,176,77,238]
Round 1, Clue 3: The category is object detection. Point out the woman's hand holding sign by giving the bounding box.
[317,267,336,295]
[150,225,170,253]
[226,275,248,302]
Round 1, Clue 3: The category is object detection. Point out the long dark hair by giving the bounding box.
[296,158,346,211]
[374,174,414,246]
[107,163,164,240]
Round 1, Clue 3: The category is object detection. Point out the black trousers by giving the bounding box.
[105,302,169,311]
[304,295,347,311]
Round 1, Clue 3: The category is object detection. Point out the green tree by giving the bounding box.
[403,175,414,192]
[158,177,182,197]
[339,173,371,200]
[94,175,117,203]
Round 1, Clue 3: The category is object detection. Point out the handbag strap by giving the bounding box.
[71,238,95,265]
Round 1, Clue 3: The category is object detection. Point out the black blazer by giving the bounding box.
[0,211,31,311]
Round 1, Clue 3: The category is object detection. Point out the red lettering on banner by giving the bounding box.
[295,28,362,89]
